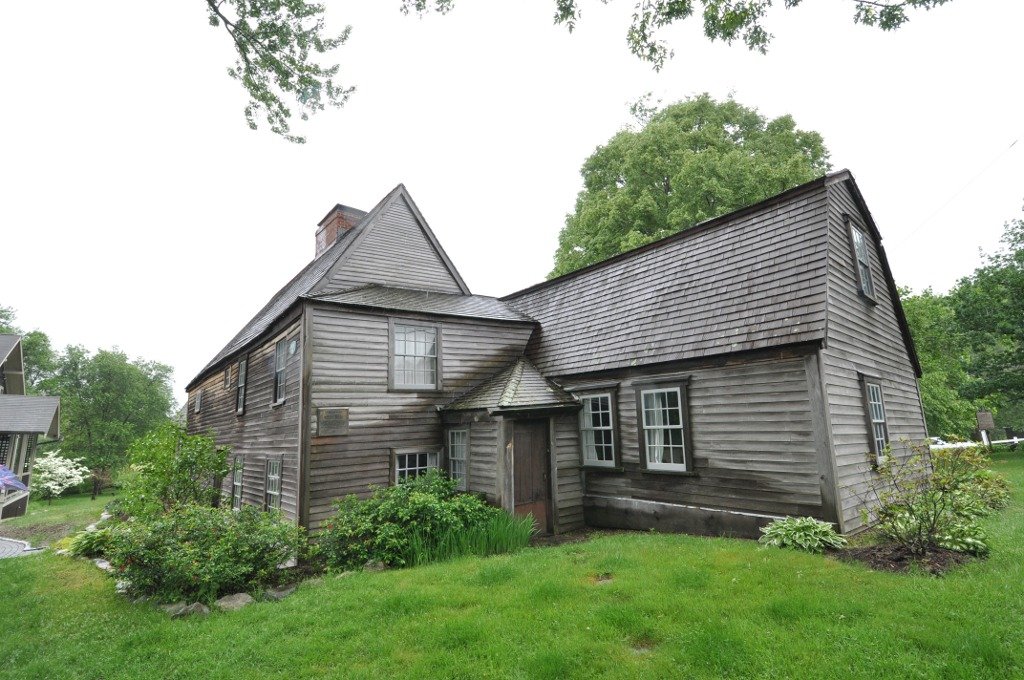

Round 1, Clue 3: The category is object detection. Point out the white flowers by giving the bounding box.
[30,450,90,501]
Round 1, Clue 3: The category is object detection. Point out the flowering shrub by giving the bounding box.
[30,450,90,503]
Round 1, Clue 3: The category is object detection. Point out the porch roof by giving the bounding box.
[443,357,577,413]
[0,395,60,438]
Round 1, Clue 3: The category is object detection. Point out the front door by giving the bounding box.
[512,419,552,533]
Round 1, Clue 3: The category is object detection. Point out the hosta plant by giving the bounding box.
[759,516,847,554]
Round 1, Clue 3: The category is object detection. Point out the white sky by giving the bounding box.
[2,0,1022,404]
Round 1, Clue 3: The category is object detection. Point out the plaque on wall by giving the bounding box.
[316,407,349,437]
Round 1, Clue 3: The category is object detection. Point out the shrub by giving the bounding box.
[318,470,531,569]
[758,516,847,554]
[68,527,113,558]
[406,512,536,567]
[30,450,90,503]
[107,505,305,603]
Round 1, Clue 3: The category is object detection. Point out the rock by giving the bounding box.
[115,580,130,595]
[364,560,387,572]
[85,524,97,532]
[215,593,254,611]
[93,559,113,572]
[100,511,112,521]
[264,585,296,602]
[54,549,70,557]
[161,602,188,617]
[172,603,210,619]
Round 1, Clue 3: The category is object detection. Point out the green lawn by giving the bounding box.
[0,492,111,547]
[3,456,1024,679]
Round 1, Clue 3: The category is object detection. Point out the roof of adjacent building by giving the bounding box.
[0,395,60,438]
[444,357,577,412]
[306,285,533,323]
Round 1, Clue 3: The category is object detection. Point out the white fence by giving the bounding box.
[930,438,1021,450]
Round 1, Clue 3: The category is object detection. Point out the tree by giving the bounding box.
[30,450,91,504]
[406,0,956,69]
[205,0,352,143]
[45,346,175,498]
[549,94,830,277]
[0,305,57,393]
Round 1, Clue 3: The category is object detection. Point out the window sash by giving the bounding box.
[224,367,231,388]
[865,381,889,459]
[579,394,615,467]
[640,387,687,471]
[194,389,203,413]
[851,225,875,298]
[231,459,243,510]
[273,340,287,402]
[265,459,282,510]
[236,358,247,414]
[395,451,438,483]
[393,324,438,389]
[448,430,468,490]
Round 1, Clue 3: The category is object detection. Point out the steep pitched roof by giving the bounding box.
[0,395,60,437]
[444,357,577,413]
[188,185,470,390]
[306,285,533,324]
[0,335,20,364]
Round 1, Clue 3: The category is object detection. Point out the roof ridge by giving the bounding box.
[498,359,525,407]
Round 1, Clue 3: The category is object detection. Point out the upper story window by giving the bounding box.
[224,367,231,388]
[448,430,468,491]
[395,451,438,483]
[194,388,203,414]
[231,457,243,511]
[236,358,247,415]
[392,322,439,390]
[273,339,287,403]
[637,382,692,473]
[264,457,282,510]
[579,393,616,467]
[847,218,876,302]
[861,375,889,463]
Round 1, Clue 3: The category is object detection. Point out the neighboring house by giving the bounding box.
[0,335,60,519]
[186,170,926,536]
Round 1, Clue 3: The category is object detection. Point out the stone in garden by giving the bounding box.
[172,603,210,619]
[161,602,188,617]
[215,593,254,611]
[54,549,70,556]
[93,558,113,572]
[364,560,386,572]
[115,580,130,595]
[100,511,112,521]
[264,585,296,601]
[85,524,97,532]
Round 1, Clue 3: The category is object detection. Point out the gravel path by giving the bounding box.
[0,537,28,558]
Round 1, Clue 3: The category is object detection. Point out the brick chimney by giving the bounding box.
[315,204,367,258]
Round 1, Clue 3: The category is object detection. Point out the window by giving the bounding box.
[638,384,691,472]
[395,451,438,483]
[194,388,203,413]
[236,358,247,414]
[273,339,287,403]
[579,394,616,467]
[861,376,889,463]
[448,430,468,490]
[231,457,243,510]
[392,323,439,390]
[264,458,282,510]
[0,434,9,466]
[224,367,231,388]
[848,219,876,301]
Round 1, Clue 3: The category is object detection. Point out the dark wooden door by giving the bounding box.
[513,419,552,533]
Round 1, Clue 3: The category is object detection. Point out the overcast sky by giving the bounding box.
[2,0,1022,404]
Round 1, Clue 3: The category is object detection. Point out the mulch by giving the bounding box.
[837,544,973,575]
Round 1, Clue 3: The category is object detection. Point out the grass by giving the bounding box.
[3,455,1024,678]
[0,492,111,547]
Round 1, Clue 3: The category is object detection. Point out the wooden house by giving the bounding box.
[0,335,60,519]
[186,170,926,536]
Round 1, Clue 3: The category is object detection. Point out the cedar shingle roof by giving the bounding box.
[306,285,533,323]
[444,357,577,412]
[0,395,59,437]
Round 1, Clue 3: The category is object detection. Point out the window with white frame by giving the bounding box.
[224,367,231,388]
[231,457,243,510]
[862,378,889,462]
[395,451,438,483]
[273,339,287,403]
[392,323,438,389]
[194,388,203,413]
[265,458,282,510]
[849,221,876,300]
[236,358,247,414]
[639,386,688,471]
[579,394,615,467]
[448,430,468,490]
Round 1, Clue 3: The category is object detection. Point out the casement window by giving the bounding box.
[637,382,693,473]
[273,339,287,403]
[448,430,468,491]
[0,434,9,466]
[861,376,889,463]
[391,322,439,390]
[579,393,616,467]
[224,367,231,389]
[264,458,282,510]
[847,218,876,301]
[394,451,438,483]
[236,358,247,414]
[194,388,203,413]
[230,457,243,511]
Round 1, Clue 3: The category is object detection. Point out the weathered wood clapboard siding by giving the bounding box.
[551,413,585,531]
[467,417,498,502]
[187,313,303,523]
[821,180,927,532]
[572,352,825,523]
[314,195,466,295]
[305,303,534,529]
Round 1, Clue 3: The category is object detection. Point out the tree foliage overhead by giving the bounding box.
[549,94,830,277]
[205,0,352,143]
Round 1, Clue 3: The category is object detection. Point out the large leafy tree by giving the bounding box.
[0,306,57,393]
[549,94,830,277]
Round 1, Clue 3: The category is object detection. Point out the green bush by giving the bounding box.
[758,516,847,554]
[107,505,305,603]
[318,470,531,570]
[68,527,114,558]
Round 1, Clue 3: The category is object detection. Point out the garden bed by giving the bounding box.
[839,544,973,575]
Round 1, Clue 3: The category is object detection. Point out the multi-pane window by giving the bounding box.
[640,387,688,471]
[448,430,468,490]
[393,324,438,389]
[224,367,231,388]
[850,223,875,300]
[265,458,282,510]
[236,358,247,414]
[194,388,203,413]
[863,379,889,462]
[395,451,438,483]
[580,394,615,467]
[0,434,9,466]
[273,339,287,403]
[231,457,243,510]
